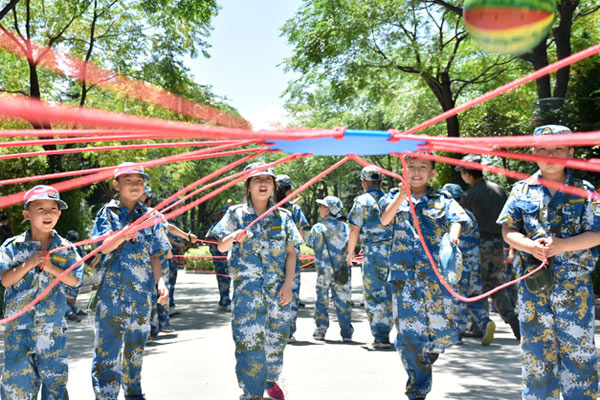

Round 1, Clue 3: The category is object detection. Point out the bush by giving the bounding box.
[182,246,215,272]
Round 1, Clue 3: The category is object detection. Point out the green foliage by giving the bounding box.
[183,246,214,271]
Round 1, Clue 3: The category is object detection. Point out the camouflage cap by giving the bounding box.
[24,185,68,210]
[455,154,482,171]
[276,174,292,187]
[114,162,151,181]
[316,195,344,217]
[361,165,382,181]
[442,183,463,200]
[533,124,572,136]
[244,162,275,179]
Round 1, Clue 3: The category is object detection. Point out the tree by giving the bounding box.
[427,0,600,112]
[282,0,517,137]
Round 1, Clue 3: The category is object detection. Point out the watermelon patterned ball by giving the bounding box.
[463,0,556,55]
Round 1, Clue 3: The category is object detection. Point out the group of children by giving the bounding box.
[0,124,599,400]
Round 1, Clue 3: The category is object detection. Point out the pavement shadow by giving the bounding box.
[438,338,522,400]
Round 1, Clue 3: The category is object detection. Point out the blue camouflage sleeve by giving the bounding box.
[306,225,317,250]
[294,205,310,231]
[210,208,239,240]
[347,199,365,227]
[582,182,600,232]
[378,193,393,217]
[285,214,304,251]
[92,207,112,243]
[62,243,84,288]
[496,185,523,230]
[0,242,15,273]
[445,198,470,225]
[151,218,172,257]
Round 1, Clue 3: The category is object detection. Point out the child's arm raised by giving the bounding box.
[380,184,407,226]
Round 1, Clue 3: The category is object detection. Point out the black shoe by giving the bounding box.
[427,353,438,364]
[509,316,521,341]
[463,329,483,338]
[75,309,88,316]
[298,302,306,308]
[66,313,81,322]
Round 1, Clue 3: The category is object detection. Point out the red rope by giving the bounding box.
[428,142,600,173]
[0,27,250,130]
[0,147,260,186]
[0,95,340,141]
[0,140,260,209]
[397,152,600,202]
[240,156,351,239]
[0,140,246,160]
[0,136,238,149]
[414,130,600,149]
[396,155,550,303]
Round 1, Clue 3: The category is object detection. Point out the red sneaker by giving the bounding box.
[265,382,285,400]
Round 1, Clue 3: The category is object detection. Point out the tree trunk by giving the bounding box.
[553,0,578,98]
[423,72,460,137]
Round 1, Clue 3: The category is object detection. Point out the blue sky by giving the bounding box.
[186,0,303,129]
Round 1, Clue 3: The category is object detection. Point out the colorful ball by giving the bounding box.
[463,0,556,55]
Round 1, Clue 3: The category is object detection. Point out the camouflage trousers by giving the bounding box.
[92,294,152,400]
[289,260,301,336]
[480,237,517,322]
[391,279,458,400]
[214,260,231,307]
[150,287,171,336]
[231,275,291,400]
[314,270,354,339]
[519,274,598,400]
[150,263,172,335]
[1,324,68,400]
[168,259,179,308]
[361,242,393,342]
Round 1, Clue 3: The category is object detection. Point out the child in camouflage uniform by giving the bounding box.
[347,165,393,349]
[275,174,310,342]
[442,183,495,346]
[380,156,470,400]
[306,195,354,342]
[206,204,233,311]
[0,185,82,399]
[91,163,171,400]
[211,162,302,400]
[497,125,600,400]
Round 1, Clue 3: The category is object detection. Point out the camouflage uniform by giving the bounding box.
[91,200,171,400]
[379,188,469,400]
[167,224,183,309]
[459,176,517,326]
[497,170,600,400]
[280,201,309,338]
[0,230,82,400]
[150,221,172,336]
[306,216,354,340]
[348,187,393,343]
[210,203,302,400]
[207,222,232,307]
[450,207,490,335]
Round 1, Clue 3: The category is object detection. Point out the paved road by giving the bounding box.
[1,269,599,399]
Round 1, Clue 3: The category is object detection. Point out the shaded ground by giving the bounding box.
[1,269,599,399]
